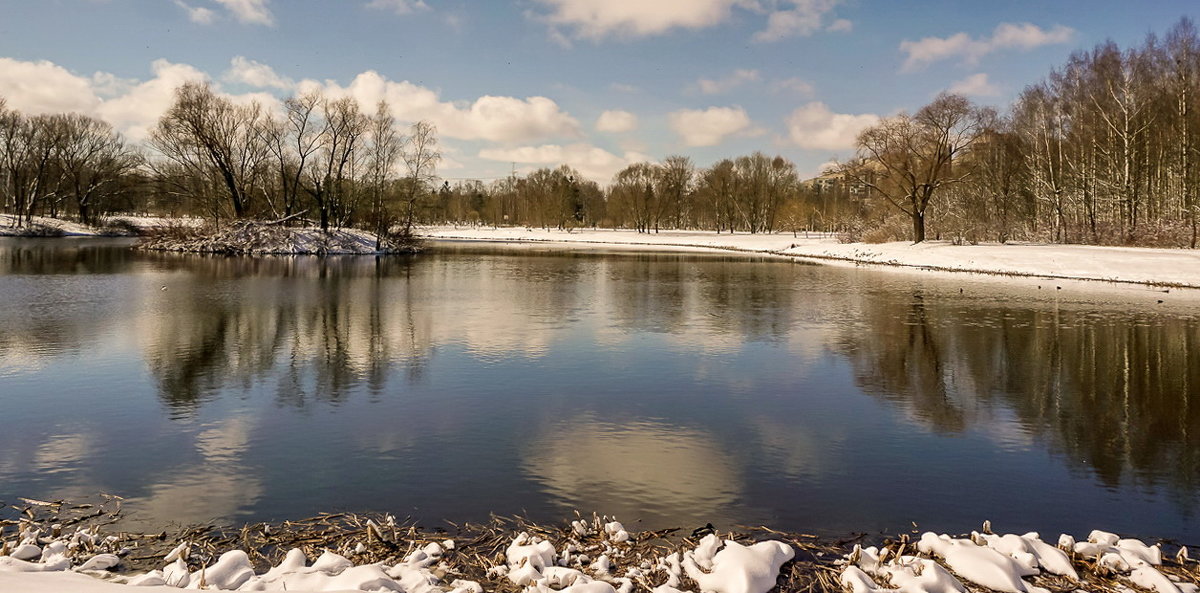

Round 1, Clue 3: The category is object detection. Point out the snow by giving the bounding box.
[681,534,795,593]
[846,529,1193,593]
[420,225,1200,289]
[0,521,796,593]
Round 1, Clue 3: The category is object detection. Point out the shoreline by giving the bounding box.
[419,226,1200,290]
[7,214,1200,289]
[2,499,1197,593]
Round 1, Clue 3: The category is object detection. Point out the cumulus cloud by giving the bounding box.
[900,22,1074,72]
[0,58,101,114]
[174,0,217,24]
[668,106,752,147]
[0,54,581,148]
[532,0,741,39]
[214,0,274,25]
[784,102,878,151]
[595,110,638,133]
[479,143,646,182]
[694,69,760,95]
[532,0,846,42]
[223,56,293,90]
[366,0,430,15]
[305,70,582,143]
[94,60,210,141]
[948,73,1001,97]
[754,0,842,42]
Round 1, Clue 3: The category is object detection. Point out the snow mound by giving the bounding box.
[845,528,1191,593]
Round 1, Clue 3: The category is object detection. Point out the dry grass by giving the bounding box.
[2,498,843,592]
[6,498,1198,593]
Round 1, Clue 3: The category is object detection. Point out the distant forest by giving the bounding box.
[2,17,1199,246]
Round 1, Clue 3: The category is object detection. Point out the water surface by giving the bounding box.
[1,237,1198,541]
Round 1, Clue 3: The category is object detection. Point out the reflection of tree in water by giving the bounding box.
[142,255,432,415]
[607,255,801,341]
[0,239,135,275]
[839,293,1200,502]
[0,240,136,364]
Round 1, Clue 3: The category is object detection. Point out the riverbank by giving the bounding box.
[420,226,1200,289]
[2,499,1196,593]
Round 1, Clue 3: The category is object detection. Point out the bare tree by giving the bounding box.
[401,120,440,233]
[846,93,989,243]
[365,100,403,246]
[150,82,270,222]
[610,162,658,233]
[656,155,694,230]
[54,113,141,224]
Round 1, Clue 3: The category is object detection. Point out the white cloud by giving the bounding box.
[479,143,646,182]
[900,22,1074,72]
[668,106,752,147]
[300,70,582,143]
[609,82,640,93]
[174,0,217,24]
[532,0,742,39]
[784,102,878,151]
[948,73,1001,97]
[0,54,581,148]
[770,76,815,97]
[754,0,842,42]
[213,0,273,25]
[595,110,638,133]
[95,60,211,141]
[533,0,846,42]
[223,56,293,90]
[0,58,101,114]
[695,69,760,95]
[366,0,430,15]
[0,56,267,141]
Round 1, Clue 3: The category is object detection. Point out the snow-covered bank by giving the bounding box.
[0,514,803,593]
[420,226,1200,289]
[0,214,200,237]
[136,222,414,255]
[4,515,1198,593]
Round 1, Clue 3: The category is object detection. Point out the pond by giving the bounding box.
[1,237,1198,542]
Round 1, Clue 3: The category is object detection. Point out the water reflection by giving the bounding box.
[523,414,741,524]
[3,238,1200,537]
[838,290,1200,500]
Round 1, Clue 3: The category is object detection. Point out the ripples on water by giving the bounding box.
[1,237,1198,541]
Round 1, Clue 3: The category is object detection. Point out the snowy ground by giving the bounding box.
[420,226,1200,289]
[0,214,201,237]
[0,517,796,593]
[3,519,1196,593]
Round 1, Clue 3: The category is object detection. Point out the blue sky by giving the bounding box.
[0,0,1195,182]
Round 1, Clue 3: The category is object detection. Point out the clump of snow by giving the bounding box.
[845,527,1195,593]
[681,534,795,593]
[604,522,630,544]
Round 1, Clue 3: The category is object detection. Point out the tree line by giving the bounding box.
[843,17,1200,246]
[3,17,1199,246]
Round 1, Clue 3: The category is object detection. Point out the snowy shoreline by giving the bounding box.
[3,503,1197,593]
[7,215,1200,288]
[419,226,1200,290]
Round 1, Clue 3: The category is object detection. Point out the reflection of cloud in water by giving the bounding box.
[33,433,92,475]
[523,415,740,523]
[126,416,263,528]
[749,416,843,479]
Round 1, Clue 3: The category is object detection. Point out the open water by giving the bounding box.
[1,237,1198,542]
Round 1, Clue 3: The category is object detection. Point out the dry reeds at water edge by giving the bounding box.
[1,498,838,591]
[3,497,1200,593]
